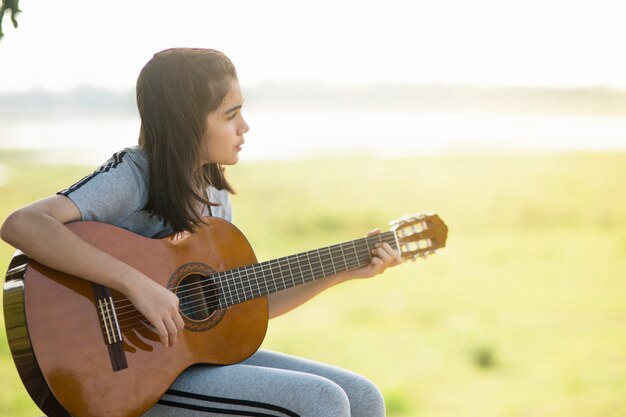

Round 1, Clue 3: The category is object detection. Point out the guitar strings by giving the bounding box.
[108,233,394,327]
[108,253,370,333]
[111,232,393,311]
[105,234,396,332]
[110,255,370,334]
[109,235,390,329]
[107,244,390,330]
[108,233,395,331]
[150,232,396,303]
[187,235,386,304]
[113,232,394,315]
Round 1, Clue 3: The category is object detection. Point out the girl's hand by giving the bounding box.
[267,229,402,318]
[345,228,402,280]
[0,196,186,347]
[125,277,185,347]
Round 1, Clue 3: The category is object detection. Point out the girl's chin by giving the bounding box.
[200,155,239,166]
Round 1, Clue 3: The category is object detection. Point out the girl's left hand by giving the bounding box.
[267,229,402,318]
[346,228,402,279]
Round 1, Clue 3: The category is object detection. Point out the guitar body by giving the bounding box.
[4,218,268,417]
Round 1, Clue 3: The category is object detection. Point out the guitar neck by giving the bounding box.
[214,231,398,309]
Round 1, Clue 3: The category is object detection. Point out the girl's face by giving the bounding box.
[201,78,249,166]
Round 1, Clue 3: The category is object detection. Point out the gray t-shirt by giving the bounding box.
[58,146,232,238]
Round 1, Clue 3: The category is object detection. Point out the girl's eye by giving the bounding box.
[228,112,238,120]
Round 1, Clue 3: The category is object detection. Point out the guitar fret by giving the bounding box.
[343,241,357,269]
[298,252,312,284]
[234,272,243,303]
[334,243,348,273]
[232,272,243,302]
[219,272,232,308]
[216,273,224,309]
[358,238,372,266]
[350,240,359,269]
[248,265,267,297]
[241,270,253,301]
[279,258,292,289]
[275,258,288,291]
[320,247,335,275]
[308,251,317,280]
[251,265,264,298]
[265,260,274,291]
[339,243,349,271]
[293,254,305,286]
[314,248,323,277]
[276,259,287,291]
[235,271,244,304]
[263,263,271,292]
[327,246,335,268]
[227,270,239,305]
[236,265,252,302]
[330,246,338,274]
[228,272,238,304]
[286,255,298,287]
[261,264,271,293]
[240,266,252,299]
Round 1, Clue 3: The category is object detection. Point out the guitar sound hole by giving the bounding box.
[177,274,220,321]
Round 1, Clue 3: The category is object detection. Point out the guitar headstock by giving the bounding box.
[390,213,448,261]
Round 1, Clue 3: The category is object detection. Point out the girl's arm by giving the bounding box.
[267,232,401,318]
[0,195,184,347]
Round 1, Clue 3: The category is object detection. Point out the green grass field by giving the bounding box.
[1,151,625,417]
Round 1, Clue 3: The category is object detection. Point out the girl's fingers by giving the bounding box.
[370,242,402,273]
[154,321,169,347]
[164,317,179,347]
[373,243,395,262]
[175,313,186,332]
[149,311,184,347]
[367,228,381,236]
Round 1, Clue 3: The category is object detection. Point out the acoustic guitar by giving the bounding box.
[3,213,447,417]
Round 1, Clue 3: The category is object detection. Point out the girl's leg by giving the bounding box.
[242,350,386,417]
[143,360,351,417]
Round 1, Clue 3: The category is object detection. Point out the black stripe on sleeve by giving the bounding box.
[57,150,128,196]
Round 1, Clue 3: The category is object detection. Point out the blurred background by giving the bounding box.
[1,1,625,416]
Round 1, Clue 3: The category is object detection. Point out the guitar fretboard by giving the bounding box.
[210,231,398,309]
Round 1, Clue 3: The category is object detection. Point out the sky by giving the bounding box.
[1,0,626,92]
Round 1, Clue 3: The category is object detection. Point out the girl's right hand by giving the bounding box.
[1,196,185,348]
[126,277,185,347]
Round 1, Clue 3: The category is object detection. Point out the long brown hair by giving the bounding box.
[136,48,236,233]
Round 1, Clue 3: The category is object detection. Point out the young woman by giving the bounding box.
[1,48,401,417]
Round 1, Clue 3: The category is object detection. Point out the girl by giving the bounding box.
[1,47,400,417]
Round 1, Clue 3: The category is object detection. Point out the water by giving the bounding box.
[1,109,625,165]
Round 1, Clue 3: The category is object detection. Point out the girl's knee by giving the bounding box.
[344,373,386,417]
[296,376,351,417]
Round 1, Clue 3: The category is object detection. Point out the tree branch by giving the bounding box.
[0,0,22,40]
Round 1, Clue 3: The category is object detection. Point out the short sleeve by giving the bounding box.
[207,187,233,222]
[58,149,148,227]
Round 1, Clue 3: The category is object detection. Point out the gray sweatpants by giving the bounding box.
[142,350,386,417]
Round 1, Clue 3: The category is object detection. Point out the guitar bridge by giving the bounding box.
[98,296,123,344]
[93,284,128,372]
